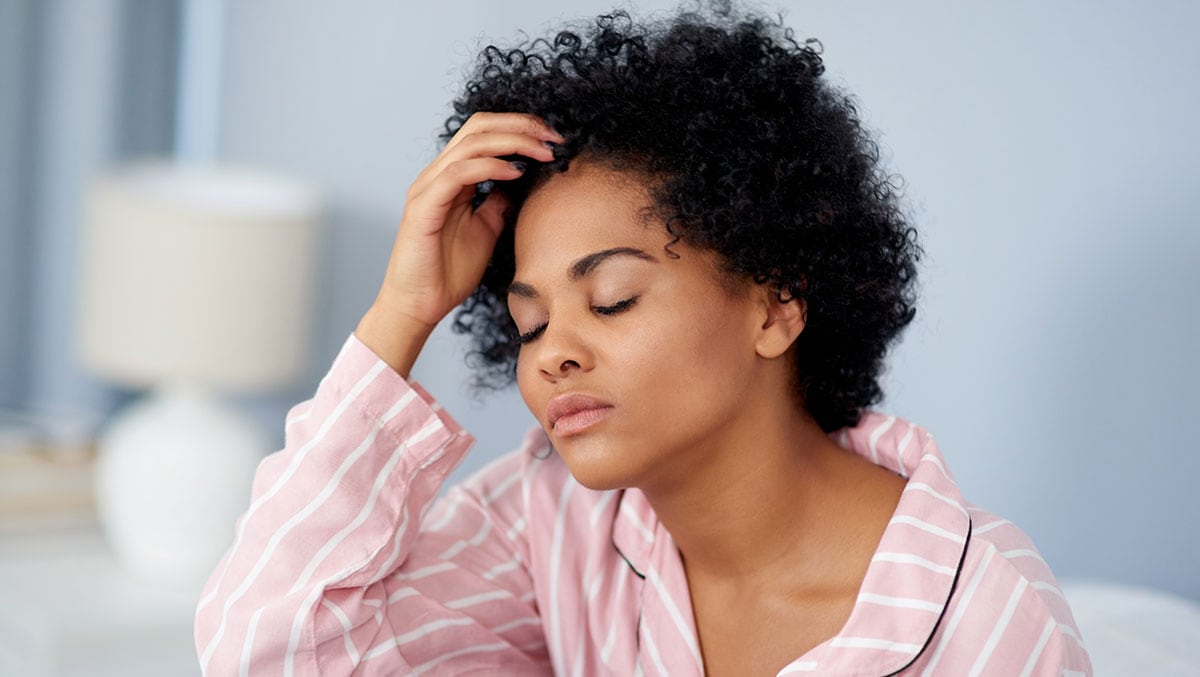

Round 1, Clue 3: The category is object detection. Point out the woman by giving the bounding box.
[195,4,1091,675]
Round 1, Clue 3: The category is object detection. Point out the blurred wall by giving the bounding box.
[0,0,180,419]
[210,0,1197,599]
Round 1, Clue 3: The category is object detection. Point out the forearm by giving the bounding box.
[194,333,475,675]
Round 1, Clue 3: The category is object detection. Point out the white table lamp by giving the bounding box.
[76,161,321,587]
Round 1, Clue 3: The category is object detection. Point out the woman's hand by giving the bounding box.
[356,112,564,376]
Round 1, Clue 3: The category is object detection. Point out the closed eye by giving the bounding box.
[594,296,638,315]
[515,323,546,345]
[513,296,640,346]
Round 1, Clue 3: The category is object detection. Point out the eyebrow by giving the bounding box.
[507,247,658,299]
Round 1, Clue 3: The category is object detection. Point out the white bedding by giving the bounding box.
[1061,579,1200,675]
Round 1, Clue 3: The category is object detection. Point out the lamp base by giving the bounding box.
[94,383,266,588]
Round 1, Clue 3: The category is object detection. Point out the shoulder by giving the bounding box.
[964,504,1079,633]
[921,504,1092,674]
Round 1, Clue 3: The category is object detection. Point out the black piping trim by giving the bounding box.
[882,514,972,677]
[610,490,648,580]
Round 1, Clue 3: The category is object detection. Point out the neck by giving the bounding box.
[640,383,875,591]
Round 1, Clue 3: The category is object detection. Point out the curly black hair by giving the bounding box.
[441,0,922,434]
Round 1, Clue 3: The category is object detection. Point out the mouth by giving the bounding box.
[546,393,615,437]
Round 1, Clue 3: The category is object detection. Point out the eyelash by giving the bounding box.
[514,296,639,345]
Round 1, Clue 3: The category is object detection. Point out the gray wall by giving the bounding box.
[213,1,1198,599]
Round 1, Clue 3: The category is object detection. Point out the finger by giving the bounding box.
[409,157,527,229]
[411,132,542,200]
[446,111,564,154]
[474,189,511,239]
[414,131,556,196]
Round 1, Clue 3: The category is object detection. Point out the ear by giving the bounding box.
[754,285,807,360]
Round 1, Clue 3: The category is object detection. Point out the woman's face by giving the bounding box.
[509,160,772,492]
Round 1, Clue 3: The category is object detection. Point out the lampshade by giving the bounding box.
[78,161,321,392]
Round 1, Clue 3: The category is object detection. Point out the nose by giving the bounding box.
[532,321,593,380]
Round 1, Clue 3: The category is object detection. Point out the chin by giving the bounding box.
[553,437,640,492]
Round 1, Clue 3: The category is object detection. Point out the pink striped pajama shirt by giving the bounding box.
[194,333,1093,675]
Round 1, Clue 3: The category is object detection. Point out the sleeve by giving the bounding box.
[193,332,551,676]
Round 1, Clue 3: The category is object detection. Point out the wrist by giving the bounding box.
[354,302,436,379]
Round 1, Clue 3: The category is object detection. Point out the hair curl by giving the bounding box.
[441,0,922,433]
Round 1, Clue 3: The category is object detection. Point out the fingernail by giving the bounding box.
[510,160,528,172]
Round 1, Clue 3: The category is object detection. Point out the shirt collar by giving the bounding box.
[611,411,972,676]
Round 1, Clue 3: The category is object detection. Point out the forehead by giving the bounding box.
[513,161,666,272]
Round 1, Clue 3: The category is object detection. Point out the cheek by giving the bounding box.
[516,355,541,419]
[617,303,753,397]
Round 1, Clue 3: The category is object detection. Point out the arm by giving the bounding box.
[194,332,549,676]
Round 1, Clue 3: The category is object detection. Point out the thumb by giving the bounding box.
[476,191,511,239]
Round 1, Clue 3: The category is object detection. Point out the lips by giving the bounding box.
[546,393,614,434]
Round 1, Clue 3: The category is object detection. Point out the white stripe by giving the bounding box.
[484,469,522,505]
[411,642,510,675]
[386,586,419,604]
[285,403,313,429]
[492,616,542,635]
[920,546,997,676]
[414,424,455,466]
[889,515,966,544]
[197,360,387,623]
[641,623,670,676]
[973,518,1013,535]
[364,617,476,659]
[905,482,968,516]
[586,565,607,602]
[483,554,523,580]
[871,551,956,575]
[445,589,514,609]
[239,607,265,677]
[423,493,463,533]
[547,480,575,676]
[571,614,587,677]
[506,515,527,540]
[920,452,954,483]
[620,500,655,542]
[857,592,942,612]
[1031,581,1066,601]
[288,393,424,593]
[601,564,631,662]
[439,516,492,560]
[894,423,915,478]
[375,442,456,582]
[1000,548,1047,565]
[590,491,617,526]
[394,561,456,581]
[968,577,1029,676]
[868,415,896,464]
[1059,622,1085,646]
[647,568,703,672]
[284,584,326,676]
[1018,618,1057,677]
[318,598,361,665]
[830,636,921,653]
[778,660,819,673]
